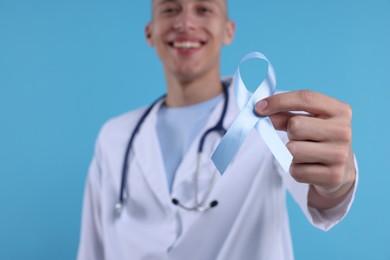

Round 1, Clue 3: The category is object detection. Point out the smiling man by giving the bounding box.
[77,0,357,259]
[146,0,235,107]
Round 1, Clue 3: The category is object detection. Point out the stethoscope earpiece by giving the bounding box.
[210,200,218,208]
[171,198,219,212]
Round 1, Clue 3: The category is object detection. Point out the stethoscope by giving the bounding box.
[114,83,229,216]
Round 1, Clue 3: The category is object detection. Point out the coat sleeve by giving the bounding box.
[77,134,105,260]
[275,131,359,231]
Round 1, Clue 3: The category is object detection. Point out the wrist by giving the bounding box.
[313,178,355,200]
[308,166,356,210]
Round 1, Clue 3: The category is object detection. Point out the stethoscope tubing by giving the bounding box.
[115,84,229,216]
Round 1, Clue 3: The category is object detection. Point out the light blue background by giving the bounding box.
[1,0,389,259]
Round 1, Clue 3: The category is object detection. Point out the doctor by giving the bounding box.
[77,0,357,259]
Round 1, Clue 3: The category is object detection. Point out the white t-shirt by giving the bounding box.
[157,93,223,192]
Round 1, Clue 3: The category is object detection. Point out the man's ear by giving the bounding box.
[145,23,154,46]
[223,20,236,45]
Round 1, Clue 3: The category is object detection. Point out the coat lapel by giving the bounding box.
[132,100,172,209]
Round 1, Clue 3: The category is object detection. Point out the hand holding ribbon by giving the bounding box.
[211,51,356,210]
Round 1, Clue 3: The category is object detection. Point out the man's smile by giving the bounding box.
[168,38,207,51]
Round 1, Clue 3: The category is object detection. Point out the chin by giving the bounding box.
[174,71,200,83]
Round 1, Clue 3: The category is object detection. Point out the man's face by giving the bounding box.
[146,0,235,82]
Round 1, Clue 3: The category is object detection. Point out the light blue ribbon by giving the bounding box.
[211,52,292,175]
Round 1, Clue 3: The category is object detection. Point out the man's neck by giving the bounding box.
[164,69,223,107]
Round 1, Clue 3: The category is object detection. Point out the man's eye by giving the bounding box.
[197,6,211,14]
[163,7,179,14]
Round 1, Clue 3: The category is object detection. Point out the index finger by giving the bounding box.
[255,90,348,118]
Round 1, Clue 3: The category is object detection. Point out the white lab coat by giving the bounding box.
[77,84,357,260]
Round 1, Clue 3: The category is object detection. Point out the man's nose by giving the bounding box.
[173,9,196,31]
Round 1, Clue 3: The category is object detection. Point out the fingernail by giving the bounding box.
[256,100,268,113]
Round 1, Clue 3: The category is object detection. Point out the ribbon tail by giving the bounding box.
[255,117,292,173]
[211,105,259,175]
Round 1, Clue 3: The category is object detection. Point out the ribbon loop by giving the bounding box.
[211,52,292,175]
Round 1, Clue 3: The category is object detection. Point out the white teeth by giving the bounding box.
[173,41,201,49]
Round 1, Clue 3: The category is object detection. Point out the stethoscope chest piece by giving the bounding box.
[114,202,124,216]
